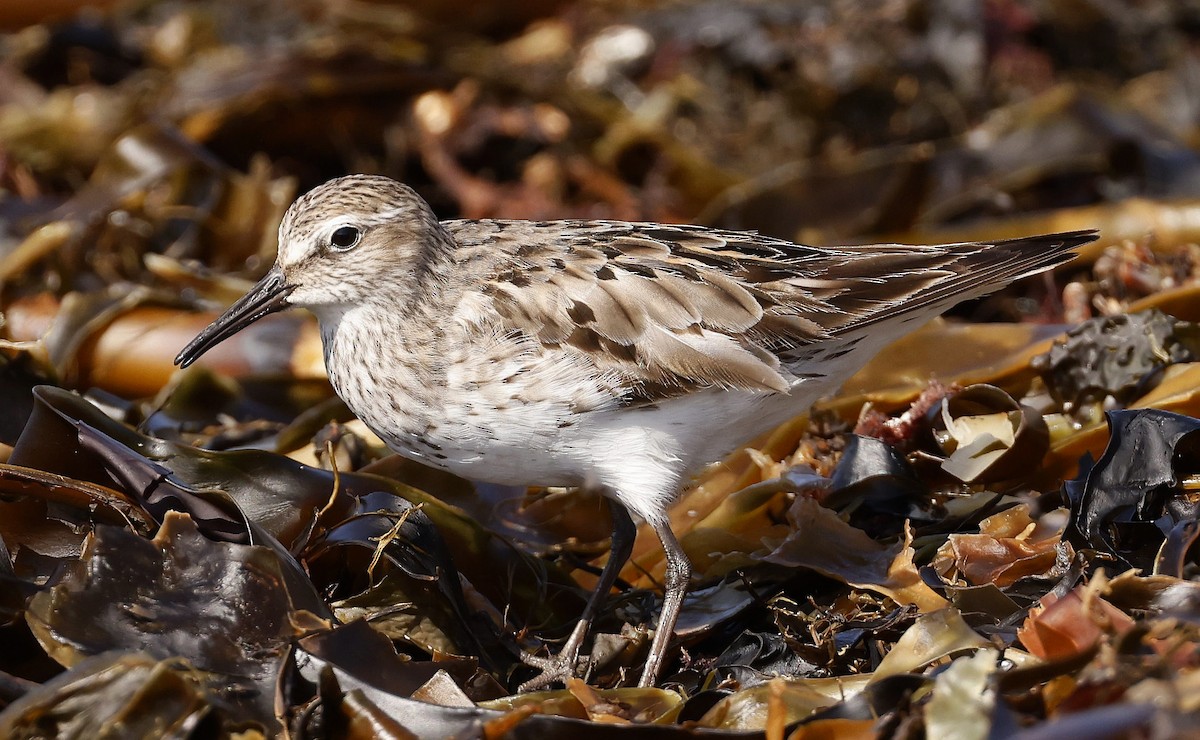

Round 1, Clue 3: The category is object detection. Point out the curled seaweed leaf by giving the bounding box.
[931,384,1049,483]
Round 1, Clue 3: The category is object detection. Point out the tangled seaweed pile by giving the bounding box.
[4,1,1200,737]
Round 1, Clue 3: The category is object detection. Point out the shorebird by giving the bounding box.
[175,174,1095,690]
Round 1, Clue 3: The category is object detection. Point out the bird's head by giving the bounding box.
[174,174,441,368]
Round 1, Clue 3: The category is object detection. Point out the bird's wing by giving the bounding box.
[446,219,1096,405]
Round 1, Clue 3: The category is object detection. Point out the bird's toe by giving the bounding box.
[517,649,593,692]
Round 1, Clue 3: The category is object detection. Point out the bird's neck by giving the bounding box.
[312,221,468,431]
[315,298,455,438]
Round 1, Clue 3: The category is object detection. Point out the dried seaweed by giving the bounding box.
[1032,309,1200,411]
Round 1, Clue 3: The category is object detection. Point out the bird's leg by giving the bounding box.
[519,500,637,691]
[638,521,690,688]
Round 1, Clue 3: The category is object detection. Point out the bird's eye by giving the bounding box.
[329,225,361,250]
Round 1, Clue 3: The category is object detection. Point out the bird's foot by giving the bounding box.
[517,648,593,692]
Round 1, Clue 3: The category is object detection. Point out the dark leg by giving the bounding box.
[638,521,690,687]
[519,500,637,691]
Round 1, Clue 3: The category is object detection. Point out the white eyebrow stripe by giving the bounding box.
[318,206,407,234]
[370,205,409,223]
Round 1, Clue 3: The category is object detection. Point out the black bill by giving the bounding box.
[174,267,294,368]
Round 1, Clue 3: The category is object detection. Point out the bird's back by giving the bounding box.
[444,219,1095,410]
